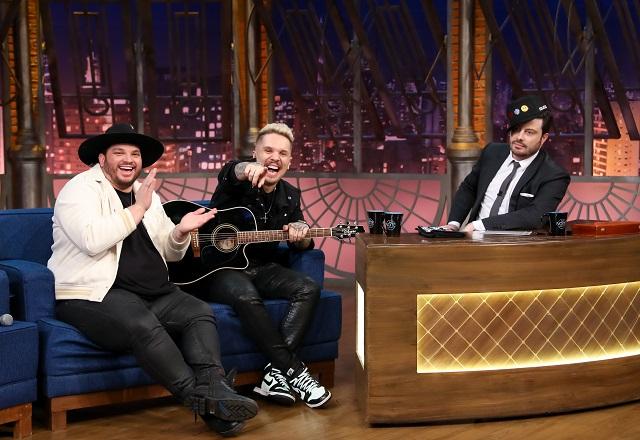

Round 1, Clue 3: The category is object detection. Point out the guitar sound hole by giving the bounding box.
[215,238,237,252]
[212,224,239,253]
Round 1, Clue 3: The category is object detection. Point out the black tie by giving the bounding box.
[489,161,520,217]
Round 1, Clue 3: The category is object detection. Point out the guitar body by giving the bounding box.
[163,200,363,285]
[163,200,259,285]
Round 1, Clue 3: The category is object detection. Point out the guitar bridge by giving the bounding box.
[190,230,201,257]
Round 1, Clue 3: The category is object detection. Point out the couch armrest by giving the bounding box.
[287,249,325,288]
[0,269,9,314]
[0,260,56,322]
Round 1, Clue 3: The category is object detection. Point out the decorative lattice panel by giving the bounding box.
[417,281,640,373]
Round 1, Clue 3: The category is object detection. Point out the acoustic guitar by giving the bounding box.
[163,200,363,285]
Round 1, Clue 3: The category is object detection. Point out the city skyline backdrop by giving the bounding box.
[37,1,640,178]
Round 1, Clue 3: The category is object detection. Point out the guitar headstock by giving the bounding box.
[331,222,365,240]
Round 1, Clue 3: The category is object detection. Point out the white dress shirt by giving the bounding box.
[472,150,539,230]
[448,149,540,231]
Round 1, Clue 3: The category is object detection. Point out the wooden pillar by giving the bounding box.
[232,1,251,158]
[448,0,488,201]
[232,0,270,158]
[9,0,43,208]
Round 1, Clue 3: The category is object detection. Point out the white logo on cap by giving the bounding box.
[539,105,547,111]
[514,108,520,115]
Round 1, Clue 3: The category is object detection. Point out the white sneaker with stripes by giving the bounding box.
[286,364,331,408]
[253,363,296,406]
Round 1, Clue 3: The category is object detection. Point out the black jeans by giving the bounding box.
[196,262,320,373]
[55,286,223,402]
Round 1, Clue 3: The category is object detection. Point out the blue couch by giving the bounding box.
[0,207,341,431]
[0,268,38,438]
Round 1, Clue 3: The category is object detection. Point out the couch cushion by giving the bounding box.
[39,291,341,396]
[0,379,38,409]
[0,260,56,321]
[0,270,9,314]
[0,208,54,265]
[38,318,155,397]
[0,321,38,408]
[43,367,156,398]
[0,321,38,385]
[38,318,141,376]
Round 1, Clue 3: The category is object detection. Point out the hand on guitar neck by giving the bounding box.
[283,221,312,249]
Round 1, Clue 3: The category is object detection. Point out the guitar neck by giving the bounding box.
[237,228,333,244]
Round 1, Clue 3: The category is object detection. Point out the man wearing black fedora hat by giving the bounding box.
[48,123,258,436]
[444,95,570,231]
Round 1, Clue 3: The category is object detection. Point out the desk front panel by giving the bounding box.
[355,234,640,423]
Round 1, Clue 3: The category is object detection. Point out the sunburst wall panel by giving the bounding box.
[561,181,640,222]
[50,176,640,279]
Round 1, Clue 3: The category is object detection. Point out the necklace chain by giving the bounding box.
[260,187,276,223]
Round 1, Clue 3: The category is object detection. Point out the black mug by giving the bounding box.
[383,212,403,236]
[367,210,385,234]
[542,211,568,236]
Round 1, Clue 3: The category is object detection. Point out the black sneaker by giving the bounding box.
[286,364,332,408]
[200,414,246,437]
[190,371,259,421]
[253,363,296,406]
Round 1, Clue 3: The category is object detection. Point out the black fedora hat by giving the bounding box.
[506,95,550,132]
[78,123,164,168]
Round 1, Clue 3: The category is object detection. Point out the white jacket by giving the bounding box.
[48,165,189,302]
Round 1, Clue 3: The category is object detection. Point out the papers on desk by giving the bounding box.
[475,230,533,236]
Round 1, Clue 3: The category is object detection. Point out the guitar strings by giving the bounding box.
[192,229,336,243]
[194,228,332,236]
[198,232,330,240]
[195,230,332,238]
[196,230,331,237]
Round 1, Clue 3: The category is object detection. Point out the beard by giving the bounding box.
[510,138,543,160]
[101,162,142,191]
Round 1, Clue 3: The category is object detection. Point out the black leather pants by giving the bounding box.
[56,287,224,402]
[199,262,320,372]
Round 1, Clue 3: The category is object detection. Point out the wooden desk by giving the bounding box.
[355,232,640,423]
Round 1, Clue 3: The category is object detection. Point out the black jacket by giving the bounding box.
[208,160,313,263]
[448,143,570,230]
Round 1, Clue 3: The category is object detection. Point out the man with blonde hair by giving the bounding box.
[190,122,331,409]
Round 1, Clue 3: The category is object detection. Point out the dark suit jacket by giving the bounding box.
[448,143,570,230]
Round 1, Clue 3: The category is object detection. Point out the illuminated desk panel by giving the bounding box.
[355,233,640,423]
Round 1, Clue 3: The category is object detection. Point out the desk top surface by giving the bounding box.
[358,231,640,248]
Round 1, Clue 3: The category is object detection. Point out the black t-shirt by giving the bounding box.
[112,189,173,296]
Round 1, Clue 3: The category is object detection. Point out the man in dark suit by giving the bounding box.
[445,95,570,232]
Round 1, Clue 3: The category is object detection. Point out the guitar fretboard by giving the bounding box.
[236,228,333,244]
